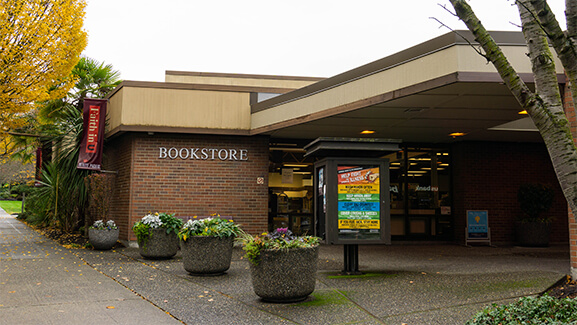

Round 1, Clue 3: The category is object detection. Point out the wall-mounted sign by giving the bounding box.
[159,147,248,161]
[281,168,294,184]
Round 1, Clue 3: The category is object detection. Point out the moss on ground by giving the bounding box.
[296,290,350,306]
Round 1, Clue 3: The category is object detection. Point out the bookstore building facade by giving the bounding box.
[103,31,572,254]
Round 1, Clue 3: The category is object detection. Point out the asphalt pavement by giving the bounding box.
[0,207,571,325]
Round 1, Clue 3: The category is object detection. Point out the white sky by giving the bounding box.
[82,0,567,82]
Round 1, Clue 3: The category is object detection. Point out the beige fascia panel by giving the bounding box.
[165,71,323,89]
[110,86,251,132]
[250,44,562,131]
[107,87,124,133]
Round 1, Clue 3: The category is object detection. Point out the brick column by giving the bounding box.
[563,79,577,279]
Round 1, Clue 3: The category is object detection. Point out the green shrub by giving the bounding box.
[238,228,320,265]
[178,215,241,241]
[132,212,183,250]
[10,184,34,200]
[517,183,555,222]
[0,189,11,200]
[466,295,577,325]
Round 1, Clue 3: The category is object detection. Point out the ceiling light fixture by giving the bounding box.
[449,132,466,138]
[360,130,375,134]
[518,110,528,115]
[283,164,309,168]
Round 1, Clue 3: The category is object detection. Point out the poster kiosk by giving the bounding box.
[314,157,391,274]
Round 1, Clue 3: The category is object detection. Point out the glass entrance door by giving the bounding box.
[387,147,452,240]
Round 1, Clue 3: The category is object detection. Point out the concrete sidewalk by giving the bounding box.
[1,207,571,324]
[0,208,181,325]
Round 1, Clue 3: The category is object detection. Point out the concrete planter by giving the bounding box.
[88,228,119,250]
[250,245,319,303]
[515,221,552,247]
[180,236,234,276]
[138,228,179,259]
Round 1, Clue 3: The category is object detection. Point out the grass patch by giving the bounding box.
[0,200,22,214]
[296,290,350,307]
[326,272,398,280]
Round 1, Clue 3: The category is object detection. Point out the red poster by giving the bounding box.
[77,98,107,170]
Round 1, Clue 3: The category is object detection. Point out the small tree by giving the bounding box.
[517,183,555,222]
[0,0,87,134]
[85,173,116,234]
[447,0,577,278]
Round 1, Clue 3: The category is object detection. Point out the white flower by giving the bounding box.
[141,214,163,228]
[92,220,104,228]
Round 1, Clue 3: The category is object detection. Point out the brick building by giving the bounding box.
[103,30,572,269]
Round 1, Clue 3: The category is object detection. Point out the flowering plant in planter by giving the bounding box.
[132,212,183,252]
[239,228,320,265]
[90,220,118,230]
[88,220,119,250]
[178,215,242,275]
[178,215,241,241]
[238,227,321,302]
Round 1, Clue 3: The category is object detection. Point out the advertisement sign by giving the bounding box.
[77,98,107,170]
[467,210,489,239]
[466,210,491,246]
[337,166,380,230]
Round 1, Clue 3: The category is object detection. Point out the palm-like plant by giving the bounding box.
[22,57,121,231]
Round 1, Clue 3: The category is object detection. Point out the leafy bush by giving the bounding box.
[178,215,240,241]
[132,212,183,249]
[238,228,320,265]
[0,188,11,200]
[25,162,84,231]
[466,295,577,325]
[10,184,34,200]
[85,173,115,228]
[517,183,555,222]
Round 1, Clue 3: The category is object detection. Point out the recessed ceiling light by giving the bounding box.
[518,110,528,115]
[361,130,375,134]
[449,132,466,138]
[284,164,309,168]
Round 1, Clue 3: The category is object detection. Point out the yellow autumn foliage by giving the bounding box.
[0,0,88,133]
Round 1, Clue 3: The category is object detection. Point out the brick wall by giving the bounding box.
[104,134,134,240]
[452,141,568,245]
[104,133,270,241]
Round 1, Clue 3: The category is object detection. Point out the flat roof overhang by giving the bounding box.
[250,30,565,144]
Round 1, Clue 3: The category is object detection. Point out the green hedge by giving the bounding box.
[466,295,577,324]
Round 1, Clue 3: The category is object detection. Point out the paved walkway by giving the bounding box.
[0,207,571,325]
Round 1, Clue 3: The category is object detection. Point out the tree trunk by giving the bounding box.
[449,0,577,221]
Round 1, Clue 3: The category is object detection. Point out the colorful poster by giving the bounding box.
[337,166,380,230]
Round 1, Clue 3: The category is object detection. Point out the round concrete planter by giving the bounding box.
[138,228,179,259]
[515,221,552,247]
[180,236,234,276]
[88,228,119,250]
[250,245,319,303]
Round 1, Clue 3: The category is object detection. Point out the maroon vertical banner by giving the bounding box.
[35,147,43,186]
[77,98,107,170]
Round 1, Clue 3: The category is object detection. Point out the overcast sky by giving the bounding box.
[82,0,567,82]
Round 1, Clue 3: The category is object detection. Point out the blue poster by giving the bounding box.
[467,210,488,239]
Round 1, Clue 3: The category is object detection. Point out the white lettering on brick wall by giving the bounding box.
[159,147,249,161]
